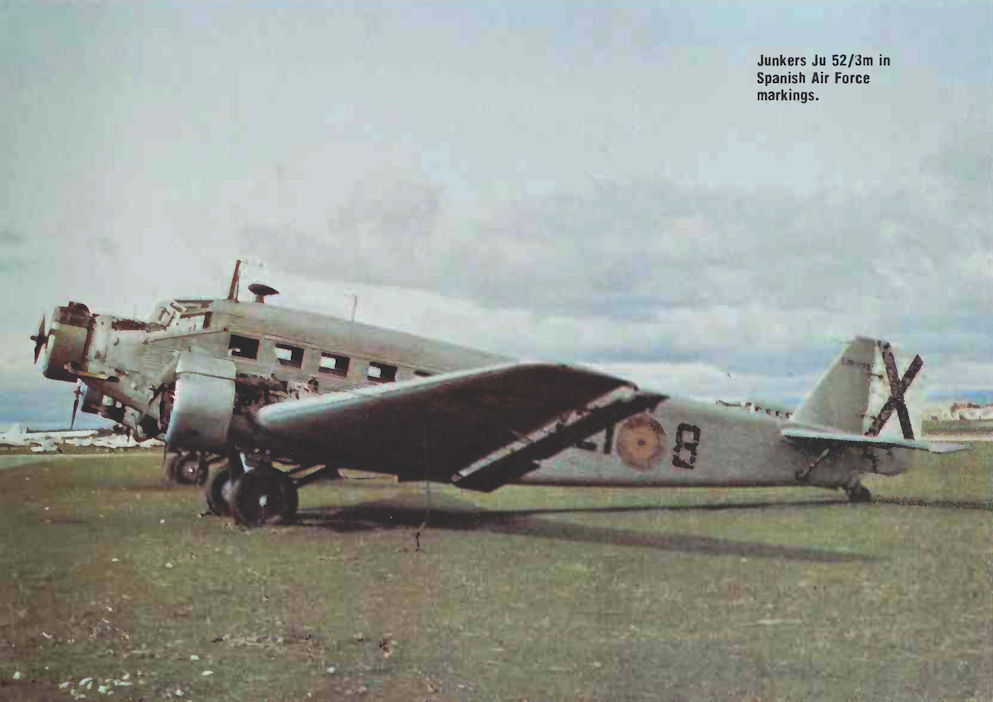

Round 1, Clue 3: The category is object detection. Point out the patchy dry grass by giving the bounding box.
[0,448,990,701]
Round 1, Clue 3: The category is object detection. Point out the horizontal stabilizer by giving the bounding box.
[782,427,967,454]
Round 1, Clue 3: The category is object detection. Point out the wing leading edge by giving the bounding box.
[252,362,664,486]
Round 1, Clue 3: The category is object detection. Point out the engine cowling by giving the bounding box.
[40,303,91,382]
[164,353,236,452]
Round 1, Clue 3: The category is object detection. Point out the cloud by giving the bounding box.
[2,3,991,420]
[590,359,818,408]
[238,119,991,362]
[0,229,24,245]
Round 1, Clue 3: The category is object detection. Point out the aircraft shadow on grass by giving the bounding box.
[296,497,878,563]
[870,496,992,511]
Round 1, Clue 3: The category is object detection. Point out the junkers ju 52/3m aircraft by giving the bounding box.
[31,262,956,526]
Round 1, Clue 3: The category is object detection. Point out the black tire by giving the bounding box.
[206,466,234,516]
[230,468,298,527]
[171,451,208,486]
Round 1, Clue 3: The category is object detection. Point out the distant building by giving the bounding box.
[949,402,993,421]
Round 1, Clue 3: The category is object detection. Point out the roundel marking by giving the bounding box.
[616,414,666,471]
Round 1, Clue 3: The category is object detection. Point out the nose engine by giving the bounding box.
[36,302,92,382]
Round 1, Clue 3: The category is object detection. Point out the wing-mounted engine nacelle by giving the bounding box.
[80,384,104,415]
[40,302,92,382]
[163,353,236,453]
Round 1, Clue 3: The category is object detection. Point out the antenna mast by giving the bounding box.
[348,293,358,322]
[227,260,242,301]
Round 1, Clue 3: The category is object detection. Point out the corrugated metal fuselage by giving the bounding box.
[41,295,906,492]
[518,396,908,490]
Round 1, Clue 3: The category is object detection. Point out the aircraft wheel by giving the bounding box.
[171,451,208,486]
[206,467,234,516]
[230,468,298,527]
[847,484,872,503]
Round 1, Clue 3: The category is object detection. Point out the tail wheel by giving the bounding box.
[171,451,208,486]
[206,466,234,516]
[230,468,298,527]
[846,484,872,503]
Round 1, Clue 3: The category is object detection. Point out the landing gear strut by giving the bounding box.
[845,484,872,503]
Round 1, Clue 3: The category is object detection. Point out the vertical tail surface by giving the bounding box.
[793,337,876,434]
[793,337,924,439]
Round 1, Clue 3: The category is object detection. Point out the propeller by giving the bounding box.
[70,382,83,429]
[30,314,48,363]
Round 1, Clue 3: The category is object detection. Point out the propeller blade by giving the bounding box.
[30,314,47,363]
[70,383,82,429]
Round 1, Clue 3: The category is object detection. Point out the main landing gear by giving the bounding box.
[205,455,299,526]
[168,451,210,485]
[165,450,230,486]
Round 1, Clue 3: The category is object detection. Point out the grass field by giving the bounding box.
[924,419,993,435]
[1,448,990,701]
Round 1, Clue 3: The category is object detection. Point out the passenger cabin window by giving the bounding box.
[229,334,260,360]
[367,361,397,383]
[275,343,304,368]
[414,370,434,378]
[319,352,350,377]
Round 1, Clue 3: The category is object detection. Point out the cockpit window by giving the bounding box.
[54,303,91,327]
[229,334,260,360]
[150,299,211,329]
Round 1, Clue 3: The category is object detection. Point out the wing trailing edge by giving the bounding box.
[453,387,667,492]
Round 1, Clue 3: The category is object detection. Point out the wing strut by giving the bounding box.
[453,389,666,492]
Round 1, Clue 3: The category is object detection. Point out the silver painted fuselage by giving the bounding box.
[38,294,910,493]
[520,395,908,489]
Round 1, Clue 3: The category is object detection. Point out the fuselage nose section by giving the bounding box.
[39,302,92,382]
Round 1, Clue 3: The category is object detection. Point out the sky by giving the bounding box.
[2,1,991,427]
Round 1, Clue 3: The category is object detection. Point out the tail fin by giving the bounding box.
[793,337,877,434]
[793,337,925,439]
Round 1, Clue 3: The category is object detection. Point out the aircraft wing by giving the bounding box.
[782,427,967,454]
[252,362,666,490]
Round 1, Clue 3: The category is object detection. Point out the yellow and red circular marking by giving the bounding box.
[616,414,666,471]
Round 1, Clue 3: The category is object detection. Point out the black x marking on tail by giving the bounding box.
[865,342,923,440]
